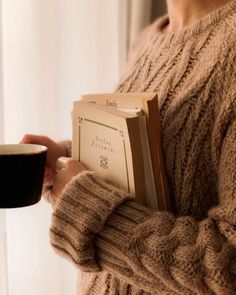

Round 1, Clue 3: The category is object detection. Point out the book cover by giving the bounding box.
[72,101,146,206]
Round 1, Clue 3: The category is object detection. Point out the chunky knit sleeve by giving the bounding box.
[50,118,236,294]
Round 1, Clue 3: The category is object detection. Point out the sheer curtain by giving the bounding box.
[127,0,152,48]
[0,1,154,294]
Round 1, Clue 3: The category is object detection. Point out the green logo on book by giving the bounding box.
[100,155,108,170]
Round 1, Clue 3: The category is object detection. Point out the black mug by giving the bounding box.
[0,144,47,208]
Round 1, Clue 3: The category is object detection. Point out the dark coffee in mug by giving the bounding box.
[0,144,47,208]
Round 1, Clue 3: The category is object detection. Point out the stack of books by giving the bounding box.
[72,93,171,211]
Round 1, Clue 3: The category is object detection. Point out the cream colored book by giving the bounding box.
[72,101,150,207]
[79,93,171,211]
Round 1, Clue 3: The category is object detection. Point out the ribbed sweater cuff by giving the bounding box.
[50,171,135,272]
[95,199,153,271]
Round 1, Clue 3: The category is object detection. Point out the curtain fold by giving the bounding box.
[128,0,152,49]
[0,211,8,295]
[118,0,153,74]
[0,0,8,293]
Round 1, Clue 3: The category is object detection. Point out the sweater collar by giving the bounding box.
[153,0,236,45]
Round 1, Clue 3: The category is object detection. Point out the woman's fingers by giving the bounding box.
[56,157,72,171]
[20,134,68,171]
[44,167,54,184]
[20,134,49,145]
[56,157,86,172]
[47,158,88,205]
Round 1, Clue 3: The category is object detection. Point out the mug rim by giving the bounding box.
[0,144,47,155]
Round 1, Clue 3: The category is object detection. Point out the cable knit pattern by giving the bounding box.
[50,2,236,294]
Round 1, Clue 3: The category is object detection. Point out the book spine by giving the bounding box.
[146,98,172,212]
[126,117,146,207]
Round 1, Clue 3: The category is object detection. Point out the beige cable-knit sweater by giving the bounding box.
[50,2,236,294]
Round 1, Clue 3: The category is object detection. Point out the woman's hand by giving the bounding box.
[49,157,87,206]
[21,134,69,185]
